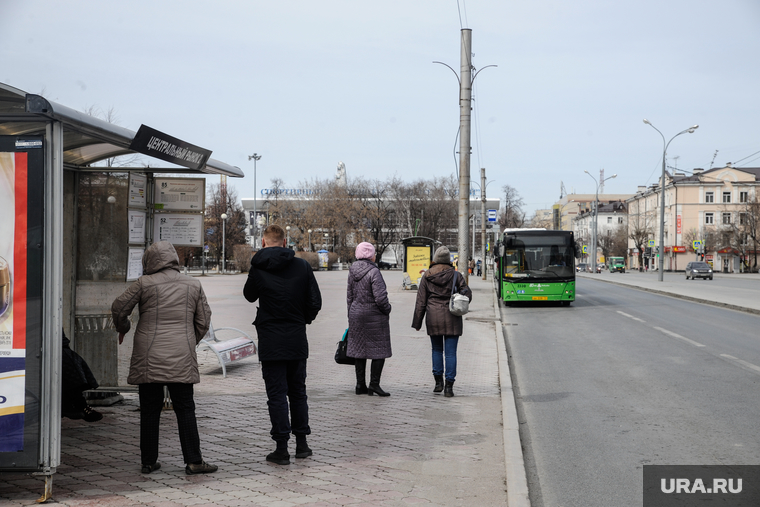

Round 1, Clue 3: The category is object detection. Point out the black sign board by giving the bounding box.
[129,125,212,171]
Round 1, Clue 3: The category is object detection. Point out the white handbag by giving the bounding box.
[449,272,470,316]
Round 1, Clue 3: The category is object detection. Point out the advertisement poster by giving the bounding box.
[126,248,144,282]
[128,209,146,244]
[153,213,203,246]
[405,246,432,285]
[0,151,26,452]
[129,173,147,207]
[154,178,205,211]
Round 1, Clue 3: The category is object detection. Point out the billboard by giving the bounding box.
[0,136,44,466]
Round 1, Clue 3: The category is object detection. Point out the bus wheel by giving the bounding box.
[562,301,571,307]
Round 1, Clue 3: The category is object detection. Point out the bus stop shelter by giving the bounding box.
[0,82,243,499]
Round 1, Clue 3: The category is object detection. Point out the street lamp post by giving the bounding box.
[324,233,329,251]
[584,171,617,274]
[220,213,228,274]
[643,120,698,282]
[286,226,291,249]
[308,229,312,251]
[248,153,262,248]
[471,174,495,280]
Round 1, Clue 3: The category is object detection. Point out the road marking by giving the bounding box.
[616,311,646,323]
[653,327,705,348]
[720,354,760,375]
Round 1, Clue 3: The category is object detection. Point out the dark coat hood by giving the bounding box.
[251,246,295,272]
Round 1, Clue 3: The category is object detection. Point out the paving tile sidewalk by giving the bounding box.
[1,271,511,506]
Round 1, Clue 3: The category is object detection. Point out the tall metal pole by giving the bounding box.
[481,167,487,280]
[643,120,698,282]
[221,214,227,274]
[457,28,473,281]
[248,153,261,249]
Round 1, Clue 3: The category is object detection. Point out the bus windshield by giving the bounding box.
[503,236,575,280]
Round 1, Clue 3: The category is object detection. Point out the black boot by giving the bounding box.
[355,359,368,394]
[444,380,455,398]
[266,441,290,465]
[368,359,390,396]
[433,375,444,393]
[295,435,312,459]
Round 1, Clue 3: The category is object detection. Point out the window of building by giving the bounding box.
[740,191,749,203]
[740,213,747,225]
[722,212,731,224]
[618,217,623,224]
[723,191,731,203]
[607,217,612,223]
[705,191,714,203]
[705,213,714,224]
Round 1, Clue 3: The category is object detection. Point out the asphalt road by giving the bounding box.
[501,277,760,507]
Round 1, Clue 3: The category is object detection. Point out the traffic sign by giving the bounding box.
[487,209,497,222]
[692,240,702,251]
[582,245,588,254]
[204,244,209,252]
[648,239,655,247]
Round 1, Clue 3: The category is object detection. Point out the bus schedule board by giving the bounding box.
[0,136,44,469]
[154,177,205,211]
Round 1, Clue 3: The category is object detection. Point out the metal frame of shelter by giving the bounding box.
[0,82,242,499]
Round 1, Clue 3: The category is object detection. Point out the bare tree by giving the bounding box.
[207,183,247,269]
[83,105,141,167]
[498,185,525,229]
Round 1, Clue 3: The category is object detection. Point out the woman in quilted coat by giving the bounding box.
[346,242,392,396]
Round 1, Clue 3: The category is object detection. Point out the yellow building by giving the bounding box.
[626,165,760,273]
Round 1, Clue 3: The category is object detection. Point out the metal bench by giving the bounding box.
[197,324,257,378]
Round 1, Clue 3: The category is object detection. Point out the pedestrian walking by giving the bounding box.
[412,246,472,397]
[243,224,322,466]
[476,259,482,277]
[346,242,392,396]
[111,241,217,475]
[468,257,475,275]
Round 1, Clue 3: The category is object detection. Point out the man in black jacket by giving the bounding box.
[243,224,322,465]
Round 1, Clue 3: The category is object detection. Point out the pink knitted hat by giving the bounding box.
[355,242,376,260]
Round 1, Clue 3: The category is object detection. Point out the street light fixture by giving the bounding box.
[220,213,228,274]
[286,226,291,249]
[584,171,617,274]
[643,119,698,281]
[308,229,312,251]
[248,153,262,248]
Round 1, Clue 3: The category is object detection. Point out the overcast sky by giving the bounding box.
[2,0,759,215]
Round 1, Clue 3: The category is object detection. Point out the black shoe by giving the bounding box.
[295,445,313,458]
[62,408,84,420]
[355,383,368,395]
[266,449,290,465]
[141,462,161,474]
[368,384,390,396]
[433,375,444,393]
[82,406,103,422]
[444,380,455,398]
[185,461,218,475]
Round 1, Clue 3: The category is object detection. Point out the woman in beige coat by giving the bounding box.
[112,241,217,475]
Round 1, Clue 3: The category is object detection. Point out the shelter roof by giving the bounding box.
[0,82,242,177]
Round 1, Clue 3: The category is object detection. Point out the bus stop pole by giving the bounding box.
[457,28,472,282]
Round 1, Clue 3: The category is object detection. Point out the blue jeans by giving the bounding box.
[430,335,459,382]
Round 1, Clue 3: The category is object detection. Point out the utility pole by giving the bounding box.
[457,28,473,282]
[481,167,487,280]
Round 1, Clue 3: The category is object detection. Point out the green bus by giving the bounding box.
[608,256,625,273]
[496,229,578,306]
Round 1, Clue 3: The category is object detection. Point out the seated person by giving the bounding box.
[62,329,102,422]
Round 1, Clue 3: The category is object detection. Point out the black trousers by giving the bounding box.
[138,383,202,465]
[261,359,310,443]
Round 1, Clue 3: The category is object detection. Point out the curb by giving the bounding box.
[493,280,531,507]
[578,274,760,316]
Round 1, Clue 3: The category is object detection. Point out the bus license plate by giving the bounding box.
[532,296,548,300]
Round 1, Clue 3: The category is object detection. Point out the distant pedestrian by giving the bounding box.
[347,242,392,397]
[244,224,322,465]
[476,259,482,277]
[111,241,217,475]
[468,257,475,275]
[412,246,472,397]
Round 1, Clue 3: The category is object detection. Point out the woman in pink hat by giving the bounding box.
[346,242,393,396]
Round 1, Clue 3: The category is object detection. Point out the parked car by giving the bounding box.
[685,261,713,280]
[377,260,394,270]
[576,263,588,272]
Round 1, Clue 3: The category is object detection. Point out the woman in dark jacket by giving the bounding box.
[412,246,472,397]
[347,242,392,396]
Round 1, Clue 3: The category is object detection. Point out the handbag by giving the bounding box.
[449,272,470,316]
[334,328,355,365]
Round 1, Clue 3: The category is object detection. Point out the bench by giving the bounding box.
[197,324,258,378]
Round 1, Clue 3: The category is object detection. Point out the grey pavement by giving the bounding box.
[577,269,760,314]
[0,270,520,507]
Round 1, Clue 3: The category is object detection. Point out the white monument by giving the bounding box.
[336,161,347,186]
